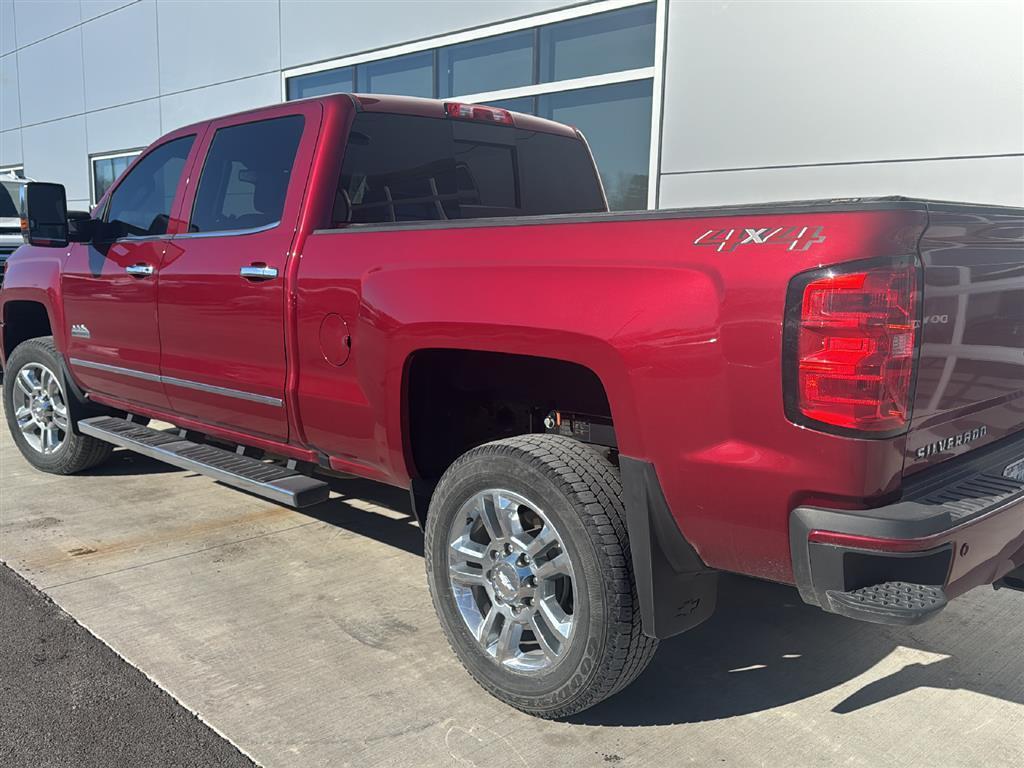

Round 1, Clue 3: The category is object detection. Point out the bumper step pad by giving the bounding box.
[825,581,947,626]
[78,416,329,508]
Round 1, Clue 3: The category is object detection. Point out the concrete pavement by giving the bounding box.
[1,407,1022,767]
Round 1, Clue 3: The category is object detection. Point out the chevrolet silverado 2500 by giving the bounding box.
[3,94,1023,718]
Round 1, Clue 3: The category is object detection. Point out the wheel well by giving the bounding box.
[406,349,614,484]
[3,301,53,360]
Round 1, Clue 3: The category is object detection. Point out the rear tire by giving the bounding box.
[3,337,113,474]
[425,434,657,718]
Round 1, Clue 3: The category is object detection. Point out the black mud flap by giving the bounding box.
[620,457,718,640]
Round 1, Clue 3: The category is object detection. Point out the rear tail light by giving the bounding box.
[444,102,514,125]
[784,257,920,436]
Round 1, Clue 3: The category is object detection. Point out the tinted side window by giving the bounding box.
[337,113,605,225]
[190,115,305,234]
[103,136,194,239]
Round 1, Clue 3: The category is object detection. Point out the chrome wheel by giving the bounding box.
[11,362,69,455]
[448,489,577,673]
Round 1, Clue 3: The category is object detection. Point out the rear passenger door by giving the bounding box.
[157,104,320,441]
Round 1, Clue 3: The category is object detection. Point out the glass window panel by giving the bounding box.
[103,137,194,238]
[1,181,21,216]
[356,51,433,97]
[337,112,604,224]
[93,159,114,202]
[539,4,655,83]
[112,154,132,178]
[538,80,652,211]
[437,30,534,98]
[481,96,536,115]
[190,115,305,234]
[93,153,141,203]
[286,66,355,100]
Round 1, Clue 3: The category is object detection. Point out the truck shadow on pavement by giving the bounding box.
[571,574,1024,726]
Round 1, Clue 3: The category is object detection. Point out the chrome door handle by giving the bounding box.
[240,265,279,281]
[125,264,154,277]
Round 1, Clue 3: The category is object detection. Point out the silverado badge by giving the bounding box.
[916,426,988,459]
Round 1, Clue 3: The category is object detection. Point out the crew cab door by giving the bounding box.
[156,104,320,441]
[63,128,202,410]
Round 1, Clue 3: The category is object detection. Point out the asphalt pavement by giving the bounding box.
[0,562,256,768]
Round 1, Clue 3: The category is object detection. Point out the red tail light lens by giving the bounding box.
[444,102,513,125]
[784,258,920,435]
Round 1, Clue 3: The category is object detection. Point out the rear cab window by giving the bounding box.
[336,112,606,225]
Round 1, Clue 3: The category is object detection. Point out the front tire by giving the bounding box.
[425,434,657,718]
[3,337,113,474]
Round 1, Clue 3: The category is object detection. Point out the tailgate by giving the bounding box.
[906,202,1024,475]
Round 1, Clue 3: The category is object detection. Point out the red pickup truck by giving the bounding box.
[3,94,1023,718]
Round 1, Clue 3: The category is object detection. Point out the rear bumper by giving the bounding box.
[791,432,1024,621]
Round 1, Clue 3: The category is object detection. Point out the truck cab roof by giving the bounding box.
[175,92,580,140]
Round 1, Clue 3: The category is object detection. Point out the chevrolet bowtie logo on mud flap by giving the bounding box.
[693,225,827,253]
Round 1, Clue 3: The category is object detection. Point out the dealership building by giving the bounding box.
[0,0,1021,213]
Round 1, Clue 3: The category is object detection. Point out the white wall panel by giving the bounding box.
[659,0,1024,174]
[0,52,20,130]
[1,0,16,56]
[279,0,582,69]
[159,72,279,133]
[21,115,89,199]
[12,0,79,47]
[86,97,160,154]
[658,156,1024,210]
[16,27,85,124]
[156,0,279,93]
[83,0,159,111]
[81,0,137,22]
[0,127,21,166]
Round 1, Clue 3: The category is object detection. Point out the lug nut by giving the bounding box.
[504,543,513,555]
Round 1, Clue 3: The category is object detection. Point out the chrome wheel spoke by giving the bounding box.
[449,562,488,588]
[15,406,34,430]
[530,615,560,661]
[43,370,59,397]
[41,424,61,453]
[537,596,572,641]
[51,402,69,431]
[476,606,501,645]
[478,493,504,542]
[534,552,571,581]
[450,534,488,567]
[526,524,558,558]
[16,368,37,397]
[495,619,524,662]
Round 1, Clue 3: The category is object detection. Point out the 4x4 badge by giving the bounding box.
[694,225,826,253]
